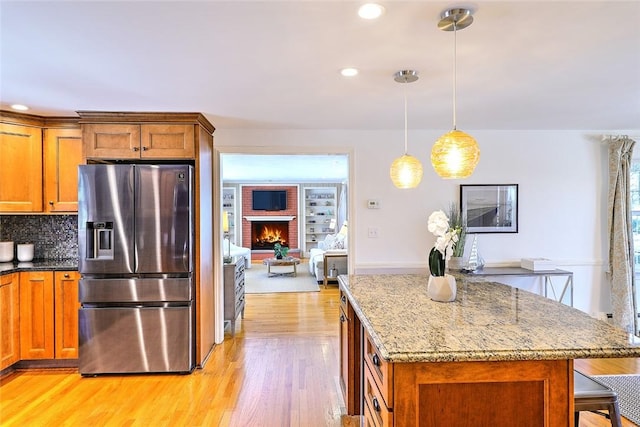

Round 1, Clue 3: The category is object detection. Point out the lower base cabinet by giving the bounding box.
[0,273,20,370]
[20,271,79,360]
[339,288,361,415]
[360,329,572,427]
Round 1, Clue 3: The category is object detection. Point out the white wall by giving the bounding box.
[215,128,639,317]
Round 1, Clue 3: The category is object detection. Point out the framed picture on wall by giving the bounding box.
[460,184,518,233]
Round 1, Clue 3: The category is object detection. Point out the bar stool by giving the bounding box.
[574,370,623,427]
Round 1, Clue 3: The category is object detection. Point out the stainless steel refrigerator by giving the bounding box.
[78,164,194,375]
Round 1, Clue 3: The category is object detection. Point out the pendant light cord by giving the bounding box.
[453,20,457,131]
[404,83,408,154]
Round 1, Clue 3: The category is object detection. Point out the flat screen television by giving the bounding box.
[252,190,287,211]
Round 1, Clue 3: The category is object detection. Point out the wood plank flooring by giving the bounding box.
[1,285,638,426]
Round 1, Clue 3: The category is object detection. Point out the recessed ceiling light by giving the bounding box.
[11,104,29,111]
[358,3,385,20]
[341,68,359,77]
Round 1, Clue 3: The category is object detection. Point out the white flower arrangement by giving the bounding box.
[427,210,460,276]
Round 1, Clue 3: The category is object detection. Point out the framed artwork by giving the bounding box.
[460,184,518,233]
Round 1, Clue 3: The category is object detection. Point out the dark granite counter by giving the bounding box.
[339,273,640,363]
[0,259,78,275]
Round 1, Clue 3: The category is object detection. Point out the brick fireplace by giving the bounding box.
[241,186,299,261]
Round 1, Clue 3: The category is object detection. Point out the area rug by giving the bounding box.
[244,262,320,294]
[592,374,640,426]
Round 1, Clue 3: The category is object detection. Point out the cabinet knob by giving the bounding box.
[372,353,380,367]
[64,273,70,278]
[141,146,149,151]
[132,147,139,152]
[341,295,346,303]
[372,396,381,413]
[49,201,54,205]
[340,314,346,323]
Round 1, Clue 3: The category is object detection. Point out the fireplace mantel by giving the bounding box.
[244,215,296,222]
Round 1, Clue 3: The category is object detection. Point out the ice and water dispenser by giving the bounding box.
[85,221,114,259]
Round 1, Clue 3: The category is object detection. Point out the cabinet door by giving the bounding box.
[340,291,362,415]
[0,273,21,370]
[20,271,54,359]
[140,124,195,159]
[54,271,80,359]
[44,128,83,212]
[83,123,141,159]
[0,123,43,212]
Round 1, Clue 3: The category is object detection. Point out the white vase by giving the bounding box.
[427,274,457,302]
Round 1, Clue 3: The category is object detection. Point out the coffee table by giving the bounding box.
[262,257,301,277]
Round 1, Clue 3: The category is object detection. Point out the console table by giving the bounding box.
[464,267,574,306]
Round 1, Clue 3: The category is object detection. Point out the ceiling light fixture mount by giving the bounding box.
[390,70,423,189]
[431,8,480,180]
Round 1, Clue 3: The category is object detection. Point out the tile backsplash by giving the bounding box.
[0,215,78,261]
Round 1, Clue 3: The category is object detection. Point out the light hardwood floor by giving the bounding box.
[1,286,638,426]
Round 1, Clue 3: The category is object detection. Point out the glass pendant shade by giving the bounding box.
[431,129,480,179]
[390,154,424,188]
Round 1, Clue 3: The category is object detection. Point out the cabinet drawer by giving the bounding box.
[364,331,393,408]
[364,362,393,427]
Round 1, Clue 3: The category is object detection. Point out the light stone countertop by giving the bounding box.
[338,273,640,363]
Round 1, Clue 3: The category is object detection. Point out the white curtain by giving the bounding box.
[607,136,638,335]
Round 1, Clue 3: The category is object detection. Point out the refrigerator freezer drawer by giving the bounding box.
[79,277,192,303]
[79,305,193,374]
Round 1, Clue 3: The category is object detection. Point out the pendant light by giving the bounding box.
[431,8,480,179]
[390,70,423,189]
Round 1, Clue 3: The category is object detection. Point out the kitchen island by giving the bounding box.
[338,274,640,427]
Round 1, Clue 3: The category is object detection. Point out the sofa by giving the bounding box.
[228,242,252,268]
[308,228,347,283]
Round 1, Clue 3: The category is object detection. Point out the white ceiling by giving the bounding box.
[1,1,639,181]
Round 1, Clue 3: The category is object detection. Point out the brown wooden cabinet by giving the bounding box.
[339,287,362,415]
[360,329,571,427]
[0,273,21,370]
[19,271,79,360]
[44,128,83,212]
[0,123,43,212]
[1,111,83,213]
[54,271,80,359]
[20,271,54,359]
[82,122,195,159]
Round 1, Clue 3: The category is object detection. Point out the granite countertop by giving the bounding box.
[0,259,78,275]
[339,273,640,363]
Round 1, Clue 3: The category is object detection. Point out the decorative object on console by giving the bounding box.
[390,70,423,189]
[427,210,458,302]
[222,212,232,263]
[431,8,480,179]
[273,242,289,259]
[521,258,556,271]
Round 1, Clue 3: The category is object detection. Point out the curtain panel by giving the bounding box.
[607,136,638,335]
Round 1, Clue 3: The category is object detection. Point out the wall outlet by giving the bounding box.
[367,199,380,209]
[368,227,379,238]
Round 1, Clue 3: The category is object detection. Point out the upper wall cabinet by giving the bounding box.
[0,111,82,213]
[0,122,44,212]
[78,112,214,160]
[82,123,195,159]
[44,128,82,212]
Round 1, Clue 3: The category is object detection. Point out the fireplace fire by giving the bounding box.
[251,221,289,250]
